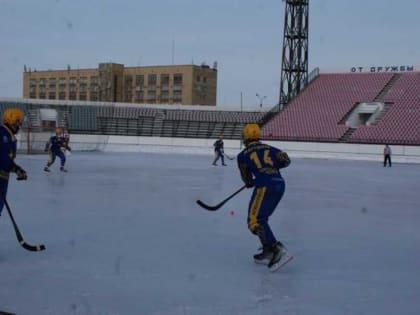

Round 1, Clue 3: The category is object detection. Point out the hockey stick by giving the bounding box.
[224,153,235,160]
[3,199,46,252]
[196,185,246,211]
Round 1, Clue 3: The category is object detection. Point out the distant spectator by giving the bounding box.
[383,144,392,167]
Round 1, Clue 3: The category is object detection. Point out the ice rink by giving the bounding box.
[0,152,419,315]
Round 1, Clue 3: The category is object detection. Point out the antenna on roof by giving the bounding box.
[171,39,175,65]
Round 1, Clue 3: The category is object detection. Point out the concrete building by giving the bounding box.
[23,62,217,106]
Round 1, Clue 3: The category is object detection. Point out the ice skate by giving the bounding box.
[60,166,68,172]
[268,243,293,272]
[253,245,273,265]
[44,166,50,172]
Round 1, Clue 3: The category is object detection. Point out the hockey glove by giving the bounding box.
[245,180,255,188]
[15,166,28,181]
[277,151,291,169]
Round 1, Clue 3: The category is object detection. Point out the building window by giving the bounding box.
[160,74,170,85]
[90,93,98,101]
[146,91,156,102]
[148,74,157,85]
[90,76,98,84]
[59,78,66,85]
[124,93,132,102]
[125,75,133,91]
[135,91,144,102]
[30,92,36,98]
[39,78,46,85]
[39,93,46,99]
[48,92,56,99]
[59,92,66,100]
[136,75,144,85]
[160,92,169,103]
[29,79,36,86]
[79,93,87,101]
[173,73,183,84]
[196,75,200,82]
[69,92,77,100]
[79,77,87,84]
[173,91,182,103]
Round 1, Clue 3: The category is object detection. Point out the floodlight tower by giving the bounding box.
[278,0,309,111]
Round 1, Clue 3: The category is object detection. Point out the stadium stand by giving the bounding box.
[349,72,420,144]
[0,99,265,141]
[262,72,420,145]
[2,70,419,148]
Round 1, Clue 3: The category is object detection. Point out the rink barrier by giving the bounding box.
[17,133,420,164]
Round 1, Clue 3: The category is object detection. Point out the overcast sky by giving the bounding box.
[0,0,419,109]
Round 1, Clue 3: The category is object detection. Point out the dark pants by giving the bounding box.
[0,178,9,216]
[48,150,66,167]
[384,154,392,167]
[212,150,225,165]
[247,180,285,246]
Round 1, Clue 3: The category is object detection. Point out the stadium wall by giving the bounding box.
[18,133,420,164]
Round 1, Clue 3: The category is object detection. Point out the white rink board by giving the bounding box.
[58,134,420,164]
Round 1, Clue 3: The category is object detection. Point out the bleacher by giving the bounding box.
[348,72,420,144]
[161,110,265,139]
[2,70,419,146]
[0,98,265,140]
[262,72,420,145]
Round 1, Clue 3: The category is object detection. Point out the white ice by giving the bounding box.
[1,152,420,315]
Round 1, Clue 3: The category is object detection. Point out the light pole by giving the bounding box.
[256,93,267,108]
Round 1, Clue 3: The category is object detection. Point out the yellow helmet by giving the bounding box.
[243,124,261,141]
[3,108,24,125]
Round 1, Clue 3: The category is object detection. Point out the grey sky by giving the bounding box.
[0,0,419,109]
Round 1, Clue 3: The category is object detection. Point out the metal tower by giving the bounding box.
[279,0,309,110]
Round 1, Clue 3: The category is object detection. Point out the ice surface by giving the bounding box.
[1,152,420,315]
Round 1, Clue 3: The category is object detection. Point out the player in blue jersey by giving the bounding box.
[0,108,28,217]
[237,124,292,271]
[44,127,71,172]
[212,135,226,166]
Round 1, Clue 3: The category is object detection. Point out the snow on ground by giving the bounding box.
[1,152,419,315]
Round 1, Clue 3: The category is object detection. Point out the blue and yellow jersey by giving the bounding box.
[237,141,290,187]
[214,139,224,152]
[0,125,17,180]
[46,135,68,153]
